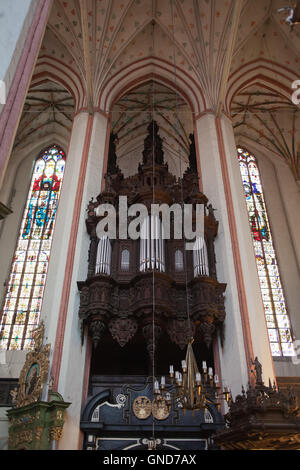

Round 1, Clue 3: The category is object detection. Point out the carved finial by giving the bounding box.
[10,387,18,405]
[142,120,164,166]
[186,133,198,174]
[252,356,263,386]
[107,132,121,175]
[207,203,216,220]
[32,321,45,351]
[48,376,55,391]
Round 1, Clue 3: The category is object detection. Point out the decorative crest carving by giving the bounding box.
[107,132,122,175]
[133,396,152,419]
[167,319,196,350]
[109,317,138,347]
[15,322,50,408]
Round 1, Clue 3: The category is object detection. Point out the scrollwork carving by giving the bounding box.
[167,319,195,350]
[109,317,138,347]
[89,320,106,349]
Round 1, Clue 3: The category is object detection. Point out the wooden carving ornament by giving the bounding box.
[108,317,138,347]
[78,123,227,360]
[15,322,50,408]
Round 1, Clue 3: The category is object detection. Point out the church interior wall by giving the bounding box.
[0,350,28,450]
[39,113,89,353]
[220,116,275,384]
[195,113,250,396]
[0,0,37,104]
[48,112,109,450]
[237,138,300,378]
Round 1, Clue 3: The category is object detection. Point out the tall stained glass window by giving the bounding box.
[237,147,294,357]
[0,145,66,350]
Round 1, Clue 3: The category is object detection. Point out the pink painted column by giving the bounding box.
[50,113,94,392]
[37,110,109,450]
[194,111,275,394]
[0,0,52,188]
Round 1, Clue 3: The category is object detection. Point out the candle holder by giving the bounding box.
[153,338,232,414]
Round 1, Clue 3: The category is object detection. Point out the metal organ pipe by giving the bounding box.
[139,215,165,272]
[193,236,209,277]
[161,220,165,272]
[151,215,155,269]
[95,235,111,275]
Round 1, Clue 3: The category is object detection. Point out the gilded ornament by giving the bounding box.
[133,396,152,420]
[152,400,171,421]
[35,427,43,441]
[49,426,63,441]
[15,322,50,408]
[15,430,33,447]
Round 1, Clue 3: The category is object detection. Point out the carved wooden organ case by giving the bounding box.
[78,122,226,367]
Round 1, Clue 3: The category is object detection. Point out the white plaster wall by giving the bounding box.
[41,114,89,349]
[220,116,275,385]
[196,113,250,396]
[0,351,28,378]
[275,160,300,274]
[38,112,89,449]
[237,137,300,378]
[0,148,34,307]
[0,0,38,114]
[0,407,9,450]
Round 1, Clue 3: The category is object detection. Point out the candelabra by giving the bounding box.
[153,339,231,413]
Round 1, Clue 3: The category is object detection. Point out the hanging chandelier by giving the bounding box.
[152,338,231,414]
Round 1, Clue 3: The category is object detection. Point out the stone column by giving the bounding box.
[40,111,109,449]
[194,112,275,395]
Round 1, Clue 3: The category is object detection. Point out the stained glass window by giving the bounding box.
[0,145,66,350]
[237,147,294,357]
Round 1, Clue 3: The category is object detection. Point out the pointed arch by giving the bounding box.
[98,57,207,115]
[237,146,294,357]
[32,56,86,110]
[226,58,300,114]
